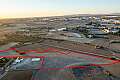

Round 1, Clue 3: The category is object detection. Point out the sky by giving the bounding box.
[0,0,120,18]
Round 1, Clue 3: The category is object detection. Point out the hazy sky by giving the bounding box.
[0,0,120,18]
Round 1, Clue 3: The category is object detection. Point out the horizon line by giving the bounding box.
[0,13,120,19]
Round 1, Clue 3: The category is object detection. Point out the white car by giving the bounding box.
[12,58,24,65]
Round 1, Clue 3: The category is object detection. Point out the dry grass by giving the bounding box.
[1,70,32,80]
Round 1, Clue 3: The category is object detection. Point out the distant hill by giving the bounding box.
[111,13,120,15]
[65,13,120,17]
